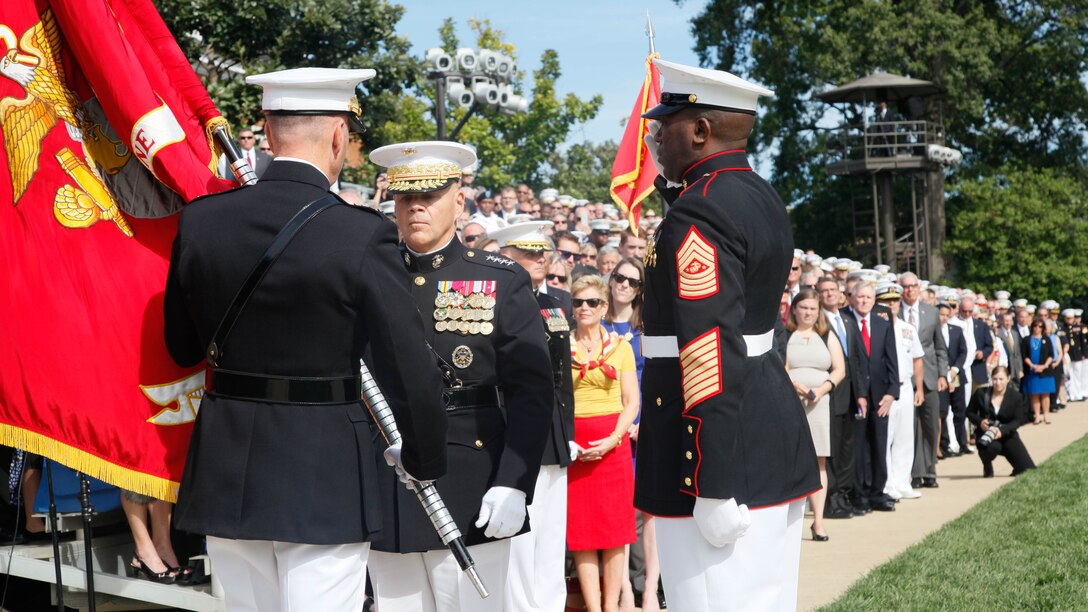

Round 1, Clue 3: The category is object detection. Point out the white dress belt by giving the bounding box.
[643,330,774,359]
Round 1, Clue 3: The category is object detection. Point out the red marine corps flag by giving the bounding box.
[0,0,232,501]
[609,53,661,236]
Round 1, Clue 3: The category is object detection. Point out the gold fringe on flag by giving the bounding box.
[205,116,232,176]
[0,423,180,502]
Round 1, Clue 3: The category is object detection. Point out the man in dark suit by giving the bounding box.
[219,128,273,179]
[966,300,995,392]
[997,311,1023,385]
[165,68,448,609]
[935,301,969,474]
[818,276,866,518]
[898,273,949,490]
[841,281,899,511]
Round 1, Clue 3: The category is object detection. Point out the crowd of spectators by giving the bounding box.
[429,175,1085,610]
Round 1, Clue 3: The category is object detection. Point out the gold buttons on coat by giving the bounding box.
[655,397,662,406]
[685,451,693,460]
[684,477,692,486]
[474,440,483,448]
[414,276,426,286]
[687,425,694,434]
[467,251,475,257]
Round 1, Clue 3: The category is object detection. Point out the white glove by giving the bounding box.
[475,486,527,539]
[693,497,751,548]
[643,121,665,176]
[383,443,431,486]
[569,441,585,462]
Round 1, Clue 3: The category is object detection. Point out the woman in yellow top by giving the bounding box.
[567,274,640,612]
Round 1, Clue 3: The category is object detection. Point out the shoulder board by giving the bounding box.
[338,200,384,218]
[186,182,248,205]
[466,249,518,270]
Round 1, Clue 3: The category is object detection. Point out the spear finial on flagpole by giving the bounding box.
[645,11,656,55]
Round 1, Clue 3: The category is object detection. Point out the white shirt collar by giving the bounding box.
[407,236,455,257]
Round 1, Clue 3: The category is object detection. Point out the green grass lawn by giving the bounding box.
[821,434,1088,611]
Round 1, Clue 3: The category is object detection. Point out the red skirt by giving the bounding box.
[566,413,637,551]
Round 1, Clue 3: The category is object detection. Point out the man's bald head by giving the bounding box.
[264,113,350,185]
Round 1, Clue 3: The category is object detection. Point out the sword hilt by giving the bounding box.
[359,360,489,599]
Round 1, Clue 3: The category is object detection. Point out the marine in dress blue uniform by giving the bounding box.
[633,58,820,611]
[488,221,577,612]
[164,68,448,612]
[365,143,553,612]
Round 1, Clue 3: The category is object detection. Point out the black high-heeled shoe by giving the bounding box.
[167,563,195,585]
[129,555,176,584]
[810,526,829,542]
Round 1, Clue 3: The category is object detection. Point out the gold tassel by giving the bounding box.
[0,423,180,502]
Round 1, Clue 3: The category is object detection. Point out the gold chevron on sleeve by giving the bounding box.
[680,328,722,410]
[676,225,718,299]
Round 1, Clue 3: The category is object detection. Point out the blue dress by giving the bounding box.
[603,320,643,465]
[1022,337,1056,395]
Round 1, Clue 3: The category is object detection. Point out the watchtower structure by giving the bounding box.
[815,72,958,279]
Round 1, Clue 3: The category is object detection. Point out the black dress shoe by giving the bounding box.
[983,464,994,478]
[852,503,871,515]
[870,500,896,511]
[911,477,924,489]
[824,507,854,519]
[923,477,939,488]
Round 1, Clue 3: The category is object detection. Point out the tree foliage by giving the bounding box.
[154,3,603,190]
[543,141,618,203]
[944,166,1088,302]
[683,1,1088,283]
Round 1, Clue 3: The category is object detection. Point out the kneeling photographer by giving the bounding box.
[966,366,1036,478]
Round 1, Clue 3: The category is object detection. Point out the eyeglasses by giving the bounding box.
[239,135,255,140]
[558,249,581,261]
[546,274,568,283]
[572,298,604,308]
[611,272,643,289]
[464,234,482,244]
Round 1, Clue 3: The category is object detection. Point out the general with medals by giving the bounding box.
[367,142,553,612]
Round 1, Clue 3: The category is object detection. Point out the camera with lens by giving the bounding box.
[978,425,1001,447]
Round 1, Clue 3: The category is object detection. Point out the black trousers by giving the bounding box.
[978,435,1035,475]
[854,400,889,503]
[826,409,856,510]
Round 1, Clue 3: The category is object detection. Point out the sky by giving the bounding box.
[396,0,708,146]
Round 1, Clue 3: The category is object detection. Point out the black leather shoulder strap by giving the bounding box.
[206,194,341,366]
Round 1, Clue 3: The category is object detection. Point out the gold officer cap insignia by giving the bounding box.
[688,94,698,103]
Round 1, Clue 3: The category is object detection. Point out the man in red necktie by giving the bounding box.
[841,280,900,512]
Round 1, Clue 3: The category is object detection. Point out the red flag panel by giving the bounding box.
[0,0,231,501]
[610,54,661,236]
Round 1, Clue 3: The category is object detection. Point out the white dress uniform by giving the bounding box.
[885,314,924,498]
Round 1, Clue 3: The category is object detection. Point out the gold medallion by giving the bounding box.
[414,276,426,286]
[485,295,497,308]
[435,293,450,308]
[482,309,494,321]
[435,320,448,332]
[460,321,471,334]
[480,321,494,335]
[452,345,474,369]
[469,321,481,335]
[434,308,448,320]
[448,308,462,320]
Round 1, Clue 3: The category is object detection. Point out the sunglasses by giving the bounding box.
[546,274,568,283]
[239,135,255,140]
[573,298,604,308]
[611,272,643,289]
[464,234,482,244]
[790,266,801,271]
[558,249,582,261]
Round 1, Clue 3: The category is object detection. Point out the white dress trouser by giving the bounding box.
[1076,360,1088,400]
[656,499,805,612]
[885,380,916,495]
[504,464,567,612]
[206,536,369,612]
[1064,359,1082,400]
[369,539,509,612]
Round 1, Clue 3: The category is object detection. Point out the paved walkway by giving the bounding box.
[797,400,1088,610]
